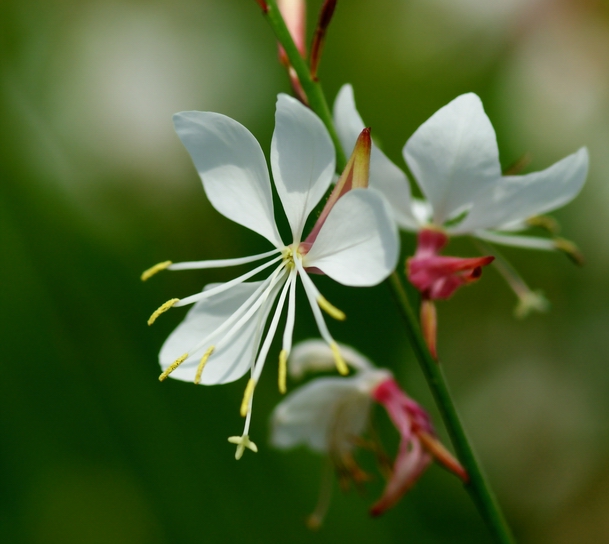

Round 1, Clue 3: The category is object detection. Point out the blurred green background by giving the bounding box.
[2,0,609,542]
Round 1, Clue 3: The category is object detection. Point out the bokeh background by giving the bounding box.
[2,0,609,542]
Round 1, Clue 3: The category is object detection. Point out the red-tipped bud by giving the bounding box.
[277,0,307,65]
[304,128,371,245]
[310,0,337,80]
[276,0,307,103]
[255,0,269,12]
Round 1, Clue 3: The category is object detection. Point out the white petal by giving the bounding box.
[159,282,274,385]
[333,84,419,230]
[403,93,501,225]
[453,148,589,233]
[270,376,372,453]
[174,111,282,247]
[288,339,374,379]
[271,94,335,242]
[305,189,399,286]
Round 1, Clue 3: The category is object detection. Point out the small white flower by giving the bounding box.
[333,84,589,251]
[144,94,398,458]
[271,340,466,524]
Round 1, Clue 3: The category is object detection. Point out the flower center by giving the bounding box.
[282,243,309,269]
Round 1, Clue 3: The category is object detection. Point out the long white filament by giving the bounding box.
[294,258,336,346]
[169,248,281,270]
[213,266,288,353]
[175,254,283,307]
[282,269,298,356]
[181,271,280,361]
[473,230,556,250]
[252,271,294,384]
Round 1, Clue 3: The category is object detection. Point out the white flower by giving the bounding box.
[271,340,391,456]
[143,94,398,459]
[271,340,466,524]
[333,84,589,251]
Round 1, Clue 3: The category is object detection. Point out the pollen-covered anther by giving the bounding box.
[554,237,584,266]
[526,215,560,234]
[240,378,257,417]
[148,298,180,326]
[141,261,172,281]
[278,350,288,394]
[317,295,346,321]
[159,353,188,382]
[194,346,215,385]
[330,342,349,375]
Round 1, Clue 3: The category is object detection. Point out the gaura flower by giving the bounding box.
[271,340,467,525]
[333,84,589,251]
[143,94,398,459]
[334,85,589,353]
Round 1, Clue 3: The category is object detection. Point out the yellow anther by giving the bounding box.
[317,295,346,321]
[554,237,584,266]
[194,346,215,385]
[278,350,288,394]
[330,342,349,376]
[147,298,180,326]
[240,378,257,417]
[526,215,560,235]
[141,261,172,281]
[159,353,188,382]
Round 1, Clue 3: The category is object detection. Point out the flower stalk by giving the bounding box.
[260,0,347,169]
[261,3,515,542]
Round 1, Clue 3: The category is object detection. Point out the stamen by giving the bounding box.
[474,239,549,319]
[330,342,349,375]
[554,237,584,266]
[159,353,188,381]
[175,254,283,307]
[307,459,334,530]
[240,378,256,417]
[168,248,281,271]
[148,298,180,325]
[282,270,298,356]
[278,350,288,394]
[251,270,293,384]
[194,346,215,384]
[295,259,346,372]
[526,215,560,234]
[186,268,283,357]
[141,260,172,281]
[317,295,346,321]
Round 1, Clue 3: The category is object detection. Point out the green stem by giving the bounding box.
[388,273,514,544]
[259,3,514,542]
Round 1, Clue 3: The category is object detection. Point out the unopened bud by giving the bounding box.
[277,0,306,65]
[304,128,371,245]
[310,0,337,80]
